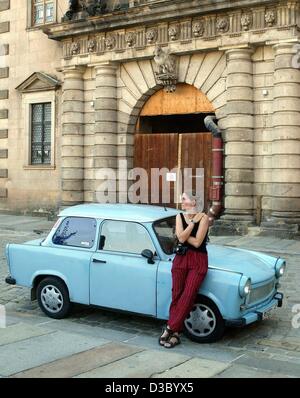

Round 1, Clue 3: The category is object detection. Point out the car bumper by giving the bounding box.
[5,276,16,285]
[225,292,284,327]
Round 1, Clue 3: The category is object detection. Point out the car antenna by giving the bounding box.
[163,203,167,211]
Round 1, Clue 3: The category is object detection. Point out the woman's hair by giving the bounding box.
[183,190,204,212]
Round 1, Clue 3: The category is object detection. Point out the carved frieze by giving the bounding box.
[241,13,252,31]
[216,16,229,33]
[168,25,180,41]
[146,28,158,44]
[87,39,97,52]
[265,9,276,27]
[105,35,116,50]
[61,4,297,59]
[71,41,80,54]
[125,32,136,47]
[192,21,205,37]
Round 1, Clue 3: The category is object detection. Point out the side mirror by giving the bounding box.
[141,249,155,264]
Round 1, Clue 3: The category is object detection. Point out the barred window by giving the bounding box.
[31,103,52,165]
[32,0,55,26]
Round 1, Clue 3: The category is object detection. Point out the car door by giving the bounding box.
[49,216,98,305]
[90,220,159,316]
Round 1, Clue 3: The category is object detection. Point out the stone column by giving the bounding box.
[269,41,300,230]
[93,62,118,202]
[61,66,85,206]
[222,47,255,227]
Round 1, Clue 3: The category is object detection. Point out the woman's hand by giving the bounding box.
[192,212,204,223]
[176,213,194,243]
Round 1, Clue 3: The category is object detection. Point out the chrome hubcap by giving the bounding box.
[41,285,63,314]
[184,303,216,337]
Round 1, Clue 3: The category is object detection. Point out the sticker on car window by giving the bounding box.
[81,241,90,246]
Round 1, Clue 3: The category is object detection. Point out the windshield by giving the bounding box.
[153,216,177,255]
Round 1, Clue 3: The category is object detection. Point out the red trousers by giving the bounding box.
[168,249,208,332]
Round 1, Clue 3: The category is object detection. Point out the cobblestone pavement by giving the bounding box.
[0,215,300,378]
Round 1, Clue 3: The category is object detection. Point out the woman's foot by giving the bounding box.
[158,325,173,346]
[164,333,181,348]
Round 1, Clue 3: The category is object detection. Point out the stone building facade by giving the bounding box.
[0,0,300,237]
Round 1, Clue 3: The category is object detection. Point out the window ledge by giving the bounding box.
[23,165,56,170]
[26,22,57,32]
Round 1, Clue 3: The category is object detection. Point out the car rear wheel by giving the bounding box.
[37,277,71,319]
[183,295,225,343]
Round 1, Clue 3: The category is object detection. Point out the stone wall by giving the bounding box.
[0,0,67,214]
[0,0,10,202]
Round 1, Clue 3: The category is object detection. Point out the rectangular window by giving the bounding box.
[100,220,156,255]
[32,0,55,26]
[153,216,177,255]
[52,217,97,248]
[31,102,52,165]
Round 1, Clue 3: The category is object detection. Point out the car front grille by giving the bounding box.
[248,280,275,304]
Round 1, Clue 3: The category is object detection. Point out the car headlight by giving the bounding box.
[239,276,252,298]
[275,260,286,278]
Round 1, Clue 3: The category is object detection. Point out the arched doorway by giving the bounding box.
[134,83,215,209]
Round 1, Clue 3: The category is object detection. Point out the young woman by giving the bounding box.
[159,191,209,348]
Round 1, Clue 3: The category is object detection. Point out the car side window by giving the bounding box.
[52,217,97,249]
[100,220,156,255]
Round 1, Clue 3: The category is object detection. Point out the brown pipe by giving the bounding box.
[204,116,224,226]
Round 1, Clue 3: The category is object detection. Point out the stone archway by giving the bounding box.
[117,51,227,136]
[116,53,227,208]
[134,83,215,208]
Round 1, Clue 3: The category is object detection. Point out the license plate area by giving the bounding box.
[262,304,277,320]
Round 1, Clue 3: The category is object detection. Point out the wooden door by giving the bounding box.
[133,133,178,206]
[180,133,212,211]
[133,132,212,209]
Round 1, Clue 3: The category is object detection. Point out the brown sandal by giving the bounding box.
[158,326,173,346]
[164,334,181,348]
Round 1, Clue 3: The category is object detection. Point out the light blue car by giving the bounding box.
[5,204,285,343]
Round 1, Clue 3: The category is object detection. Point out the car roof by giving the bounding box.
[58,203,181,222]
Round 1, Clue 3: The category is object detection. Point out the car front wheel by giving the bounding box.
[37,277,71,319]
[183,295,225,343]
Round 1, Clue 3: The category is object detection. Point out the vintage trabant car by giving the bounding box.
[5,204,285,343]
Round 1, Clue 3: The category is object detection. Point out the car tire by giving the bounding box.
[37,277,71,319]
[183,295,225,343]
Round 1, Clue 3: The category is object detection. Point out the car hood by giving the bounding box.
[206,244,277,284]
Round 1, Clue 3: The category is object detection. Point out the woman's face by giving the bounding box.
[181,193,196,212]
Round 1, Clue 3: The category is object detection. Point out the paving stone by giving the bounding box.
[258,338,300,351]
[0,331,109,376]
[214,364,295,378]
[234,354,300,378]
[0,322,52,346]
[75,349,190,378]
[151,357,229,378]
[36,317,137,343]
[123,334,246,363]
[12,343,143,378]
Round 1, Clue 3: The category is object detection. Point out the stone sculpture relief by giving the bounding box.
[153,46,178,93]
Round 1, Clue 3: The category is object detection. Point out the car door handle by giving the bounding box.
[92,258,107,264]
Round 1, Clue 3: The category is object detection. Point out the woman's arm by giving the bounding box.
[175,213,194,243]
[187,214,209,248]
